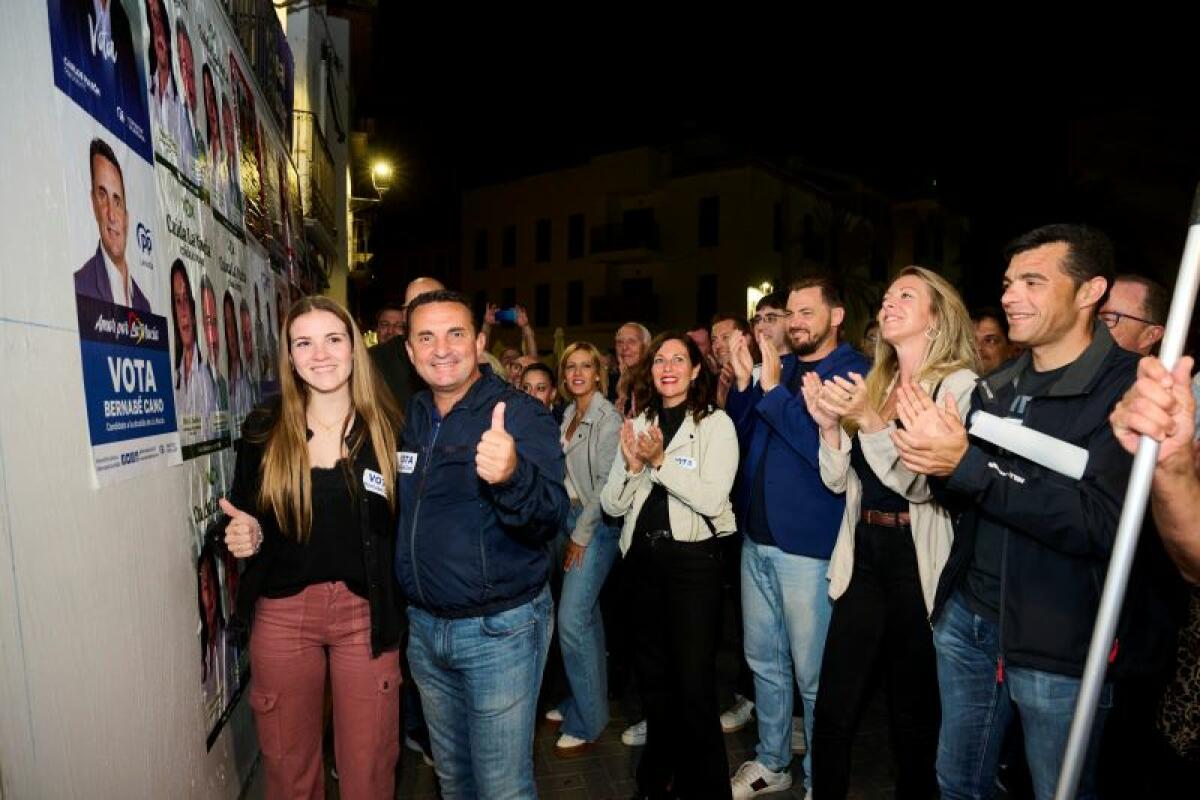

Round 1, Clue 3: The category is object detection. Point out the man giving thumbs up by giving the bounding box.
[396,290,568,797]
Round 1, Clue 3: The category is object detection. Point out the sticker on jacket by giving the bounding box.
[363,468,387,497]
[674,455,697,470]
[398,451,418,474]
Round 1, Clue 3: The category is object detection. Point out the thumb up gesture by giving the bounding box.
[220,497,263,559]
[477,401,518,484]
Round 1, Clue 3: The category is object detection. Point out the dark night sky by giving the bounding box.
[348,18,1200,307]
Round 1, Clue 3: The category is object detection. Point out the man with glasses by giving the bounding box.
[1099,273,1168,356]
[752,291,792,356]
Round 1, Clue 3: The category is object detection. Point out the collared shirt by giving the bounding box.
[99,243,132,309]
[175,344,219,444]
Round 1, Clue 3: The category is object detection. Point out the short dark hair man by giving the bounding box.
[74,138,151,312]
[375,301,406,345]
[752,291,791,356]
[1100,273,1168,356]
[369,277,444,408]
[893,224,1163,798]
[970,306,1013,376]
[725,275,869,797]
[710,312,754,408]
[395,289,568,796]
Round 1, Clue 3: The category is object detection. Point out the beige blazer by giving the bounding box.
[600,408,739,554]
[820,368,978,614]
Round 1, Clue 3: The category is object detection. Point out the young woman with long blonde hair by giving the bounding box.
[221,295,403,799]
[804,267,979,799]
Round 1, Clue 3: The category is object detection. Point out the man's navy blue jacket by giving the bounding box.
[395,368,568,618]
[725,342,869,559]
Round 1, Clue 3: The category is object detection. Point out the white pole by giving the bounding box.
[1055,189,1200,799]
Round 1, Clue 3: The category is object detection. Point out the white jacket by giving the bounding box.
[600,408,739,554]
[820,368,977,614]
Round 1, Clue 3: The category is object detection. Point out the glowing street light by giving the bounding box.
[371,159,394,196]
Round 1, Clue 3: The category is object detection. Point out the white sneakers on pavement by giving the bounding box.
[620,719,647,746]
[720,694,755,733]
[730,760,793,799]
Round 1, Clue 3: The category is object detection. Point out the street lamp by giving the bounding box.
[371,159,394,196]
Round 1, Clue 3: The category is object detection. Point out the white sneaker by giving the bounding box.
[791,716,807,754]
[621,719,647,746]
[544,708,564,724]
[720,694,755,733]
[730,760,793,799]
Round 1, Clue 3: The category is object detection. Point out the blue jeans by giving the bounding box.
[741,537,833,788]
[557,507,621,741]
[934,593,1112,800]
[407,585,553,799]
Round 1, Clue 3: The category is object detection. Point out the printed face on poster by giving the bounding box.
[52,2,181,486]
[160,169,230,459]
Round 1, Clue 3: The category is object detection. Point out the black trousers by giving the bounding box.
[627,532,731,799]
[812,521,940,800]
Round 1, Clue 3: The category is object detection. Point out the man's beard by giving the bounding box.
[791,325,830,357]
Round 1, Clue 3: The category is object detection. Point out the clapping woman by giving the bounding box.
[600,332,740,799]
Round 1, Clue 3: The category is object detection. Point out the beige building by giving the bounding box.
[459,143,966,354]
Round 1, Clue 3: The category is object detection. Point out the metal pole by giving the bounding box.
[1055,188,1200,799]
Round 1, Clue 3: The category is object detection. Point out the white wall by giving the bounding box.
[0,3,257,796]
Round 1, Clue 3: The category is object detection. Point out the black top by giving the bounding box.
[850,435,908,514]
[226,398,404,656]
[963,361,1070,621]
[633,403,689,536]
[262,461,368,599]
[746,362,818,545]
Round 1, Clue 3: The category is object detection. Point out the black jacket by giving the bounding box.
[370,337,426,411]
[932,323,1185,678]
[225,399,404,656]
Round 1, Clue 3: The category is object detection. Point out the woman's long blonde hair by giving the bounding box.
[862,266,979,416]
[253,295,400,541]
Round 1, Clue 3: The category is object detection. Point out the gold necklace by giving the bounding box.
[308,410,350,434]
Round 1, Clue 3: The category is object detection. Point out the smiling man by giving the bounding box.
[890,224,1156,799]
[395,290,568,797]
[724,276,868,799]
[74,138,151,312]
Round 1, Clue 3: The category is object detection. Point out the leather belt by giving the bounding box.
[862,510,911,528]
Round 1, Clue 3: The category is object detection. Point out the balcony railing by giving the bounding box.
[225,0,294,135]
[293,110,337,244]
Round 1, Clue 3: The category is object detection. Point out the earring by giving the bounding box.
[925,327,939,340]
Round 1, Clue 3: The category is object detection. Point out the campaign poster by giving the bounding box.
[214,224,255,436]
[247,244,280,399]
[159,167,230,459]
[141,0,202,190]
[230,53,266,245]
[47,0,153,163]
[53,8,180,486]
[192,0,241,228]
[198,534,248,748]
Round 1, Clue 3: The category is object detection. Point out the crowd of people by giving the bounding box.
[218,223,1200,799]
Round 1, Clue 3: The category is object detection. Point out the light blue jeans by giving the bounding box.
[407,585,553,800]
[741,537,833,788]
[557,507,622,741]
[933,593,1112,800]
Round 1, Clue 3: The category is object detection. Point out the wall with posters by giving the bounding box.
[0,1,303,796]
